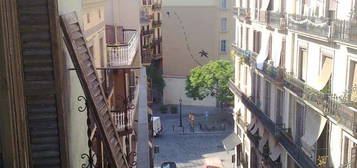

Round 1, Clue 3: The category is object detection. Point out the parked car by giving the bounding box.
[161,161,176,168]
[153,116,162,137]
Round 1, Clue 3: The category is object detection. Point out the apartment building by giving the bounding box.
[0,0,151,167]
[230,0,357,167]
[162,0,234,106]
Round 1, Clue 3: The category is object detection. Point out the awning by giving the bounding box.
[260,0,271,10]
[256,33,270,70]
[259,132,268,152]
[272,34,283,67]
[314,57,333,90]
[222,133,241,151]
[301,109,327,147]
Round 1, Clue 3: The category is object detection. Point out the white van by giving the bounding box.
[152,116,162,137]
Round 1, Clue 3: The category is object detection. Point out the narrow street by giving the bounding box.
[153,105,235,168]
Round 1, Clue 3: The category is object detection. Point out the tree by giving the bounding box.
[185,60,234,106]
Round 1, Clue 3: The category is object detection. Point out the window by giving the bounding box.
[298,48,308,82]
[276,89,284,124]
[245,28,249,50]
[342,137,357,167]
[221,0,227,9]
[264,81,271,117]
[256,75,261,107]
[89,46,94,58]
[240,27,243,48]
[87,13,90,23]
[349,61,357,102]
[220,17,227,32]
[295,103,305,145]
[220,40,227,53]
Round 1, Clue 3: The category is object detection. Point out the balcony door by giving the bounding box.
[297,48,308,82]
[295,102,305,145]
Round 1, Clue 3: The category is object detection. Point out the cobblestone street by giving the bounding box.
[153,105,234,168]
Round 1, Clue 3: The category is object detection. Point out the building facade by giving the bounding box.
[162,0,234,106]
[231,0,357,167]
[0,0,152,167]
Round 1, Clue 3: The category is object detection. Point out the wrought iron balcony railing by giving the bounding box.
[112,76,139,132]
[142,0,152,6]
[142,29,154,36]
[332,19,357,45]
[152,3,161,10]
[108,30,139,66]
[232,45,284,83]
[229,80,318,168]
[253,10,286,30]
[153,37,162,45]
[152,20,161,28]
[287,14,331,38]
[284,72,357,135]
[141,48,153,65]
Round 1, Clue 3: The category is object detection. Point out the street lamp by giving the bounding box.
[179,98,182,127]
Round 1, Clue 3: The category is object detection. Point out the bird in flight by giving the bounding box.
[199,50,208,58]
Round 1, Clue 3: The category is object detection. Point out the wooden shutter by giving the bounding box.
[16,0,67,167]
[60,12,129,168]
[352,146,357,168]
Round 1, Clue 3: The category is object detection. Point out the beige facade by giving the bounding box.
[162,0,233,106]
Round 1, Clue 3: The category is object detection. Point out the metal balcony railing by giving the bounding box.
[112,78,139,132]
[142,29,154,36]
[228,80,318,168]
[141,48,153,65]
[267,11,286,29]
[232,45,284,83]
[153,37,162,45]
[152,3,161,10]
[238,7,248,22]
[152,20,161,28]
[284,73,357,134]
[287,14,331,38]
[332,19,357,44]
[108,30,139,66]
[142,0,152,6]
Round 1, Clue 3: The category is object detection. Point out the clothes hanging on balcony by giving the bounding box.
[300,109,327,147]
[272,34,283,67]
[256,32,270,70]
[314,57,333,90]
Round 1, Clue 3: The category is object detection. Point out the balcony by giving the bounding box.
[284,72,357,135]
[140,9,153,24]
[152,3,161,10]
[254,10,286,31]
[142,0,152,6]
[107,30,139,66]
[142,48,153,65]
[142,29,154,36]
[287,14,331,39]
[232,45,284,84]
[229,80,318,168]
[332,19,357,45]
[152,20,161,28]
[153,36,162,45]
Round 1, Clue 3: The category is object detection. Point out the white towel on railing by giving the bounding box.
[256,32,270,70]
